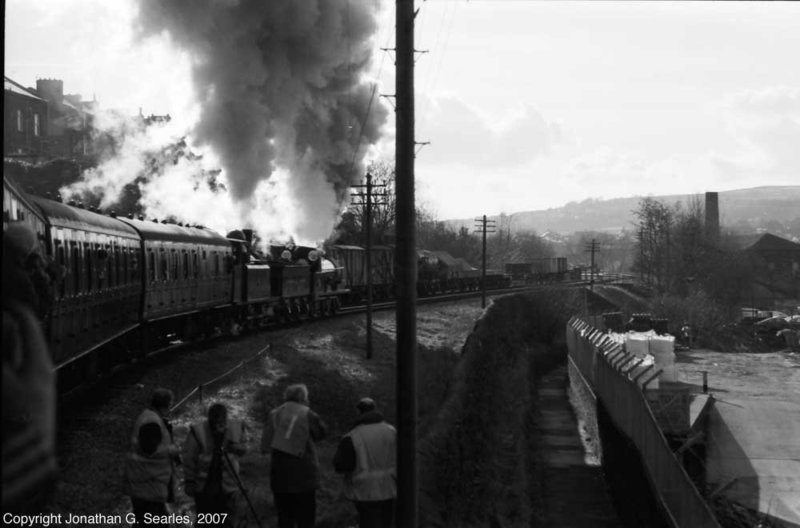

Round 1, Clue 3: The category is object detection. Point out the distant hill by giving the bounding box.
[446,186,800,238]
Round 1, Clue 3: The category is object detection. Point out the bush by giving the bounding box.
[417,289,581,527]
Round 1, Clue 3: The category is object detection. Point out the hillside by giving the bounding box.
[446,186,800,237]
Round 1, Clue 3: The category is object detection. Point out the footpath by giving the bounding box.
[536,364,622,527]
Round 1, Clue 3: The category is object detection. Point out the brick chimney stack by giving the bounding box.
[705,192,719,244]
[36,78,64,105]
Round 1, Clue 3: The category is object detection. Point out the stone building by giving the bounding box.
[4,76,49,157]
[3,76,94,159]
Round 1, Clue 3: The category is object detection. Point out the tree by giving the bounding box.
[632,197,677,291]
[331,161,396,245]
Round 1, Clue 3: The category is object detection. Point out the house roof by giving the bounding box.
[747,233,800,253]
[4,76,45,102]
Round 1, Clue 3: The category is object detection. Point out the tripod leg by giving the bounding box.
[221,450,263,528]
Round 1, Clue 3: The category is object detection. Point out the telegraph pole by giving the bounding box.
[474,215,497,308]
[584,238,599,291]
[351,173,387,359]
[396,0,417,525]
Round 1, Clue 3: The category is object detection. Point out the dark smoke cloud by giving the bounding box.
[134,0,388,220]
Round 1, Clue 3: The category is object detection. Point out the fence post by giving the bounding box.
[641,369,663,391]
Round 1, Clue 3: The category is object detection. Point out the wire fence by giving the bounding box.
[169,344,272,414]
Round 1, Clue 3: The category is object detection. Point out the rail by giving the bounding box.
[567,317,722,528]
[170,344,271,413]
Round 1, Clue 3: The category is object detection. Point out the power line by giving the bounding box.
[351,172,388,360]
[474,214,497,309]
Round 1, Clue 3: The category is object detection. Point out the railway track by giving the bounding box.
[58,280,591,404]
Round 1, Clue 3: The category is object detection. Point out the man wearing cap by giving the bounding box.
[262,383,327,528]
[333,397,397,528]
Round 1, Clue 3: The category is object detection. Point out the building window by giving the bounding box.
[16,110,23,132]
[33,113,41,136]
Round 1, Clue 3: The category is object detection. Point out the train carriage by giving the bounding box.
[29,197,142,373]
[116,217,234,341]
[328,245,367,302]
[505,257,568,284]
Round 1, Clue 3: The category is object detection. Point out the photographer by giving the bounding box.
[184,403,247,527]
[123,388,181,526]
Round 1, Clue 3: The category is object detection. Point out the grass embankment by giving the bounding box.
[417,290,580,527]
[51,293,579,528]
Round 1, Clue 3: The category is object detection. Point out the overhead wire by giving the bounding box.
[347,0,393,177]
[418,0,462,134]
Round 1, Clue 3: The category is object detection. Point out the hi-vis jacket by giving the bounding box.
[183,419,246,496]
[338,420,397,501]
[268,401,310,457]
[123,408,178,502]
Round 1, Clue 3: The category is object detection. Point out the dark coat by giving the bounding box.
[262,406,326,493]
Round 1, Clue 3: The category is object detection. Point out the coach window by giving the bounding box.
[172,249,179,281]
[192,251,199,279]
[72,245,80,294]
[113,244,120,287]
[121,247,128,286]
[86,246,93,292]
[214,252,220,276]
[148,250,156,283]
[131,249,139,280]
[33,113,41,137]
[16,110,23,132]
[106,246,114,288]
[57,245,66,299]
[183,251,189,280]
[160,249,168,281]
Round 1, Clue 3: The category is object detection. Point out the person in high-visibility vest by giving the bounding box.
[261,383,327,528]
[183,403,247,527]
[123,388,181,526]
[333,397,396,528]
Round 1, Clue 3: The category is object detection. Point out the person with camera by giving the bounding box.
[123,388,181,526]
[184,403,248,527]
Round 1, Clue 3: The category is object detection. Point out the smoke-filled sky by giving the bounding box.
[5,0,800,233]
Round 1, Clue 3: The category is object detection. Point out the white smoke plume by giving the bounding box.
[130,0,388,243]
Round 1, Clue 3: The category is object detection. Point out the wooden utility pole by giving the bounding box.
[474,215,497,308]
[351,173,387,359]
[396,0,418,526]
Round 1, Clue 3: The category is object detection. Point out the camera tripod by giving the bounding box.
[220,447,263,528]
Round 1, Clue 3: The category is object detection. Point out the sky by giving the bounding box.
[5,0,800,237]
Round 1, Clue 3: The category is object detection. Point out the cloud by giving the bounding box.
[712,86,800,181]
[417,95,563,167]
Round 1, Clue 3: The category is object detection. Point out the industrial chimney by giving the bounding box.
[705,192,719,244]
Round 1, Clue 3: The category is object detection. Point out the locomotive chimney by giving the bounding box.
[705,191,719,245]
[242,229,254,246]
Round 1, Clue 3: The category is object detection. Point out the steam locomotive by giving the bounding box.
[3,175,509,392]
